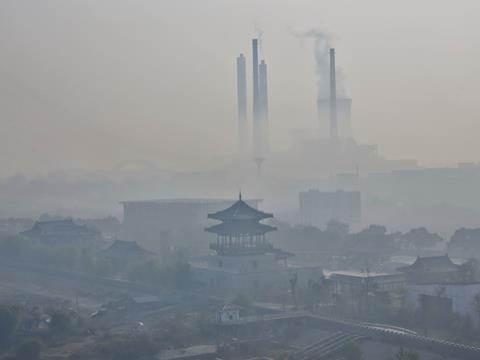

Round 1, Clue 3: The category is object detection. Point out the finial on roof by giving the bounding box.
[239,190,242,201]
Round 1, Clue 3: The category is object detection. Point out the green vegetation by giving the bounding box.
[232,293,254,315]
[127,261,194,290]
[0,306,18,350]
[50,311,73,335]
[339,341,363,360]
[395,347,420,360]
[15,338,43,360]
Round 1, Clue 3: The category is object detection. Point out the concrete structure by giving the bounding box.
[259,59,269,157]
[328,271,406,297]
[329,48,338,141]
[299,190,361,228]
[317,97,352,140]
[236,53,247,154]
[252,38,264,172]
[216,303,241,322]
[406,283,480,323]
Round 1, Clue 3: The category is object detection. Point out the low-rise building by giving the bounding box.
[21,219,102,248]
[216,303,241,323]
[406,282,480,324]
[397,254,460,284]
[328,271,406,297]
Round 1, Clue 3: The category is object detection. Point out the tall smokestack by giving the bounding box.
[329,48,338,141]
[252,39,260,121]
[252,39,264,174]
[259,59,269,155]
[236,53,247,154]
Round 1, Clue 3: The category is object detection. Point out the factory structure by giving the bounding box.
[236,39,270,174]
[234,39,415,180]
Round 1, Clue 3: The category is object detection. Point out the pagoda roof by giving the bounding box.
[205,221,276,236]
[207,196,273,222]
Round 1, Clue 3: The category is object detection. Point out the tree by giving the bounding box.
[339,341,363,360]
[0,306,18,349]
[50,311,72,335]
[395,347,420,360]
[448,228,480,254]
[16,338,42,360]
[401,227,443,250]
[232,293,253,315]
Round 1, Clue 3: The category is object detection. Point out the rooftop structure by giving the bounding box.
[99,239,154,260]
[21,219,101,247]
[205,193,281,256]
[236,53,248,154]
[397,254,461,284]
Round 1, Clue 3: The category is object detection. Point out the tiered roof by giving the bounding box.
[205,194,276,236]
[207,195,273,222]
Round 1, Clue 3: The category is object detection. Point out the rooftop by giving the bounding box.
[398,254,458,272]
[207,196,272,222]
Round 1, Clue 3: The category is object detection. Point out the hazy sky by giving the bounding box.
[1,0,479,176]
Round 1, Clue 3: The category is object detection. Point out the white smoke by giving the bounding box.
[254,22,264,56]
[292,28,346,99]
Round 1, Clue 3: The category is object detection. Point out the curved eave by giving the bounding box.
[208,213,273,221]
[205,224,277,236]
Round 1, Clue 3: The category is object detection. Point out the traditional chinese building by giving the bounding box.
[21,219,102,248]
[205,193,289,259]
[191,194,321,297]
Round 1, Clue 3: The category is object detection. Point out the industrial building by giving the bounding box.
[299,189,362,228]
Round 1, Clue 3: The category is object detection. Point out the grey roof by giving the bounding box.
[207,198,272,222]
[398,254,458,272]
[100,239,153,258]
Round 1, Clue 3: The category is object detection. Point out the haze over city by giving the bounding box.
[1,0,480,176]
[2,3,480,359]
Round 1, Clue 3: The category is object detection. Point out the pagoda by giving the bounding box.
[205,194,288,257]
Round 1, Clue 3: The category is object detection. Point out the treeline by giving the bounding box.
[0,235,194,291]
[271,221,444,254]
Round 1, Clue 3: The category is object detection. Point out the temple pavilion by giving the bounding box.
[205,194,290,258]
[190,194,320,295]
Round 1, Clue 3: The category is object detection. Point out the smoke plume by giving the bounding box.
[292,28,346,99]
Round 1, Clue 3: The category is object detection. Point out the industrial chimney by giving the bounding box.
[259,59,269,156]
[329,48,338,141]
[236,53,247,154]
[252,39,264,174]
